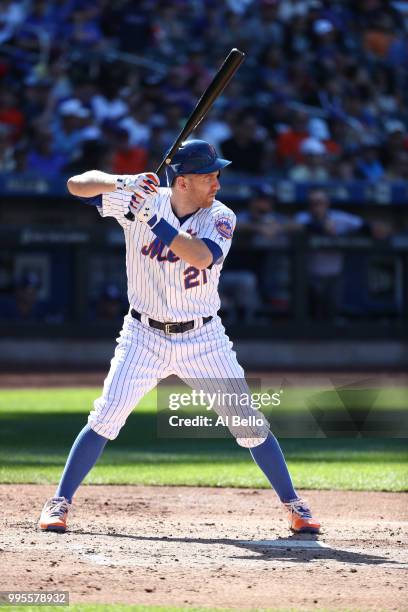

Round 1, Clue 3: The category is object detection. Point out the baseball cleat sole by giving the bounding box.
[290,525,320,534]
[39,524,67,532]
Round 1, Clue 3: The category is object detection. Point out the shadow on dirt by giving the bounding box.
[71,529,402,566]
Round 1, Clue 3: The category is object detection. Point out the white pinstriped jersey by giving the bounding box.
[99,187,236,321]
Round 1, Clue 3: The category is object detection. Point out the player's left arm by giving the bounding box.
[167,233,214,270]
[135,194,227,270]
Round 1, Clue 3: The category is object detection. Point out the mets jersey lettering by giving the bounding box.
[99,187,236,320]
[141,237,179,262]
[141,229,197,263]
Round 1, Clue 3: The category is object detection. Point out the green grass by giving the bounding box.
[0,387,407,491]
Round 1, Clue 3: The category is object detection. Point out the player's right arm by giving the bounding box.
[67,171,159,199]
[67,171,118,197]
[67,171,160,228]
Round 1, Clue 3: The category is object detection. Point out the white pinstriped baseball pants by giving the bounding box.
[88,313,270,447]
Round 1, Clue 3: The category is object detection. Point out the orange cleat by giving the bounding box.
[39,497,70,532]
[284,498,321,534]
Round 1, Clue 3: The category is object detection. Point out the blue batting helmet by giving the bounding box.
[166,139,231,184]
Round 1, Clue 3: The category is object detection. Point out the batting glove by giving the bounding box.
[136,197,160,227]
[116,172,160,195]
[137,196,179,247]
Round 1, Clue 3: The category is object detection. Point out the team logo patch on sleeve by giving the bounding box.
[215,216,234,239]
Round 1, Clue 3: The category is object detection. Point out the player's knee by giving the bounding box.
[87,416,123,440]
[88,399,128,440]
[232,413,270,448]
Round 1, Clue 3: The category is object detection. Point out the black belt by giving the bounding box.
[131,309,212,334]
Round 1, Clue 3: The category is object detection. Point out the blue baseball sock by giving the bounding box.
[56,424,108,503]
[249,432,298,503]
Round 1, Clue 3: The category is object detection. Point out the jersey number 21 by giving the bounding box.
[184,266,208,290]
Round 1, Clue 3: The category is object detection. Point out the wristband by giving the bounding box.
[148,217,179,247]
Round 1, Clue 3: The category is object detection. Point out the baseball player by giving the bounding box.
[38,140,320,535]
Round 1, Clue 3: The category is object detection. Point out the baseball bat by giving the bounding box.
[125,48,246,220]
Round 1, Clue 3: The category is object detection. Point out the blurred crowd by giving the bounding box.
[219,184,395,323]
[1,0,408,181]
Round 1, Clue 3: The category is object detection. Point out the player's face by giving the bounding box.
[183,171,221,208]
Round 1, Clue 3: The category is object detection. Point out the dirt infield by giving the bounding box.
[0,485,406,610]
